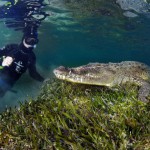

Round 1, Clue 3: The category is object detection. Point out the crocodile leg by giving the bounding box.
[114,75,150,102]
[138,82,150,102]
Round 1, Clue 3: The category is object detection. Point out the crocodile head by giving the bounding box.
[53,63,116,86]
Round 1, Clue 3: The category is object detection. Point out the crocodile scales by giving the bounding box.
[53,61,150,102]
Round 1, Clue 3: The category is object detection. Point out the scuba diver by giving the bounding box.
[0,0,49,97]
[0,35,44,97]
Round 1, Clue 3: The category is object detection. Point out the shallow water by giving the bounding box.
[0,0,150,111]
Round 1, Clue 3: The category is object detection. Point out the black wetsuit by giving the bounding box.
[0,43,44,97]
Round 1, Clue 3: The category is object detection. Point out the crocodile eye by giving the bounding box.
[58,66,68,71]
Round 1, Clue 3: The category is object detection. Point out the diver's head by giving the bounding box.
[20,36,39,52]
[23,36,38,48]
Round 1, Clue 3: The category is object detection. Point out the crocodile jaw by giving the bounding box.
[53,66,112,86]
[53,66,86,84]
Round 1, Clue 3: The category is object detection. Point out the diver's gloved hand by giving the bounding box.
[2,56,13,67]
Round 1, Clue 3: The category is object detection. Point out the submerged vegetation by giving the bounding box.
[0,78,149,149]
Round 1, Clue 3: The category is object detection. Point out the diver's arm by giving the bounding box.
[28,64,44,82]
[28,53,44,82]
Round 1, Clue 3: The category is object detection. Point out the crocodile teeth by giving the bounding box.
[77,77,80,81]
[69,70,72,75]
[62,75,66,79]
[57,75,65,79]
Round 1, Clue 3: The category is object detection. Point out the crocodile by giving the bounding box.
[53,61,150,102]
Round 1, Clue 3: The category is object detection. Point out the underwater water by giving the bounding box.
[0,0,150,111]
